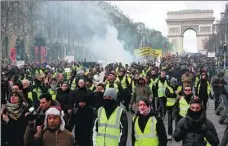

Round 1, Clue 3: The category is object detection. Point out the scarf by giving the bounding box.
[6,102,25,121]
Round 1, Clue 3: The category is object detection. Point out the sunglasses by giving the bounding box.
[184,89,191,91]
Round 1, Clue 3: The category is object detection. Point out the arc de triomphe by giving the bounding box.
[166,9,215,53]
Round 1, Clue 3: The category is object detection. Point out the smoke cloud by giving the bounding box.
[89,25,133,64]
[60,2,134,63]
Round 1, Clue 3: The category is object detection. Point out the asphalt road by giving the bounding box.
[126,99,227,146]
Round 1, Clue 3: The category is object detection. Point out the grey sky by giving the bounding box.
[110,1,227,36]
[110,1,227,52]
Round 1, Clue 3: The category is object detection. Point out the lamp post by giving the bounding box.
[220,11,227,70]
[15,37,21,61]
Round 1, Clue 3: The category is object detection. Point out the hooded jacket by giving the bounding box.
[174,109,219,146]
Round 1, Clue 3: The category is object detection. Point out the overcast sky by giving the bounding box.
[110,1,227,36]
[110,1,227,52]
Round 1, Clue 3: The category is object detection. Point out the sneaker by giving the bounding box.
[168,135,172,141]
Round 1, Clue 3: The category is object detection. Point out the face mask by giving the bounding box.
[103,99,115,109]
[188,109,202,120]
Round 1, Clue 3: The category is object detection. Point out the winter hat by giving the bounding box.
[139,97,150,107]
[104,88,117,101]
[44,106,65,131]
[170,77,178,85]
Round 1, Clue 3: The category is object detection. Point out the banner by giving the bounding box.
[16,60,25,67]
[134,47,162,59]
[10,47,16,63]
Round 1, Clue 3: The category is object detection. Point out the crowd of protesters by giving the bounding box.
[1,53,228,146]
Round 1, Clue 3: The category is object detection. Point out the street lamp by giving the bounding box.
[15,37,21,61]
[220,12,227,70]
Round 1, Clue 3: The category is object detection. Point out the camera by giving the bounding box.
[26,107,45,126]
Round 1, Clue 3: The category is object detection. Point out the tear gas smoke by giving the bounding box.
[43,2,134,63]
[89,25,133,64]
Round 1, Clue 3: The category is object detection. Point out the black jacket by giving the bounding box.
[56,88,71,113]
[67,105,95,146]
[93,105,128,146]
[196,79,209,101]
[2,110,28,146]
[211,76,227,95]
[131,111,167,146]
[174,110,219,146]
[220,125,228,146]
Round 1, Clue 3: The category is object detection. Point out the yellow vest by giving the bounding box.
[53,72,57,78]
[96,107,123,146]
[33,88,42,98]
[116,76,127,89]
[149,78,158,90]
[134,116,159,146]
[194,76,200,87]
[166,86,176,107]
[89,85,95,91]
[28,92,33,101]
[197,81,211,95]
[66,72,71,80]
[106,82,119,93]
[205,138,211,146]
[158,80,168,98]
[71,78,76,90]
[179,97,189,117]
[48,89,56,100]
[127,77,132,88]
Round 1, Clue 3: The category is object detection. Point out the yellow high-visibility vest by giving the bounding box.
[149,78,158,90]
[28,92,33,101]
[166,86,176,107]
[197,81,211,95]
[116,76,127,89]
[33,88,42,98]
[179,97,189,117]
[134,116,159,146]
[71,78,76,90]
[48,89,56,100]
[158,80,168,98]
[106,82,119,93]
[96,106,123,146]
[89,85,95,91]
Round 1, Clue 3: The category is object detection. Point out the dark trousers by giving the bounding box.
[167,106,174,135]
[202,100,208,111]
[214,94,221,110]
[157,97,167,117]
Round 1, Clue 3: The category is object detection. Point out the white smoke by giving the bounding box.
[90,25,133,64]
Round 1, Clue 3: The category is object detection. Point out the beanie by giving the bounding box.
[170,77,178,85]
[104,88,117,101]
[44,106,65,131]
